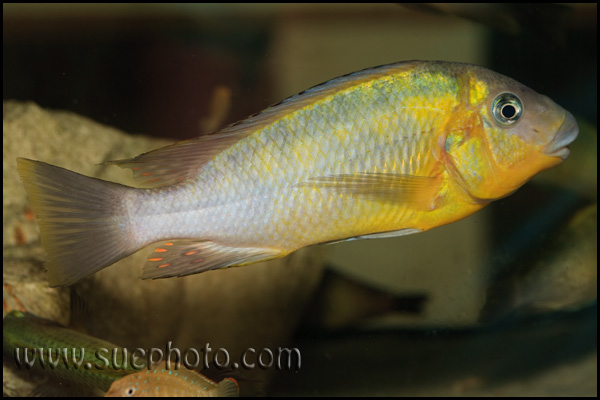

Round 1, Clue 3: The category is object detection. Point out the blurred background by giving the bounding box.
[3,3,597,396]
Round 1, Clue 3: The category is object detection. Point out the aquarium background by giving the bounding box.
[3,4,597,396]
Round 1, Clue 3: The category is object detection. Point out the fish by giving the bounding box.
[479,200,596,323]
[3,310,136,395]
[104,361,239,397]
[515,204,597,313]
[16,60,579,287]
[303,268,428,332]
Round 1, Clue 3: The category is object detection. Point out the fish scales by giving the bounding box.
[16,61,578,286]
[130,66,455,247]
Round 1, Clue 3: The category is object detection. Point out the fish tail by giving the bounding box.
[17,158,137,287]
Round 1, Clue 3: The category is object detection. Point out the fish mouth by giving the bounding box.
[542,111,579,160]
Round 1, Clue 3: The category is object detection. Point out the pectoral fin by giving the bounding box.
[299,172,441,211]
[142,240,284,279]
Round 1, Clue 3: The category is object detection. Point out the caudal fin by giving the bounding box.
[17,158,137,287]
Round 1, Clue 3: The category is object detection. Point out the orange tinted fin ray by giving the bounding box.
[142,240,284,279]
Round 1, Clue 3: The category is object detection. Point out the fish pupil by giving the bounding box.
[501,103,517,119]
[126,387,136,396]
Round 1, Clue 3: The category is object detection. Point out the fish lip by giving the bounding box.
[542,111,579,160]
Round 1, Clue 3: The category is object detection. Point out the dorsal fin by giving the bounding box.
[215,377,240,397]
[104,133,246,187]
[108,61,420,188]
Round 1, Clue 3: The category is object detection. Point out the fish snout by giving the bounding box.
[542,111,579,160]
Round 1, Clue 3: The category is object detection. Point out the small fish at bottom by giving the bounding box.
[3,310,135,395]
[104,361,239,397]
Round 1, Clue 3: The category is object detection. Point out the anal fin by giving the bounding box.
[142,240,284,279]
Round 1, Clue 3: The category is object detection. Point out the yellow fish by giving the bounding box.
[17,61,578,287]
[104,361,239,397]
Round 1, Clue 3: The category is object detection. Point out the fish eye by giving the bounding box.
[492,93,523,126]
[125,387,137,397]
